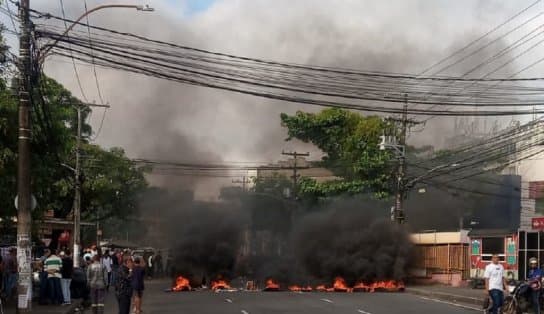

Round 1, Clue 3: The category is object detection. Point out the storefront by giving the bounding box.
[468,229,518,280]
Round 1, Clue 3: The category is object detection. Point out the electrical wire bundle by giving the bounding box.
[31,10,544,117]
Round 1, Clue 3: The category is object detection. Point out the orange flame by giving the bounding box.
[370,280,405,292]
[211,279,232,291]
[353,281,371,292]
[315,284,327,292]
[264,279,280,291]
[172,276,191,291]
[333,277,351,292]
[288,285,302,292]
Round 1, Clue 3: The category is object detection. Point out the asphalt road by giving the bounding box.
[97,280,480,314]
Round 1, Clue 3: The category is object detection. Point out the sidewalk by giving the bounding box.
[1,299,82,314]
[405,285,484,306]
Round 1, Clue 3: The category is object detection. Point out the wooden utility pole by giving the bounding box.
[16,0,32,311]
[281,151,310,199]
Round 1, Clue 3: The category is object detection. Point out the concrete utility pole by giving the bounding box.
[232,176,251,192]
[281,151,310,199]
[394,95,408,224]
[380,94,421,224]
[72,103,109,268]
[73,104,82,268]
[16,0,33,311]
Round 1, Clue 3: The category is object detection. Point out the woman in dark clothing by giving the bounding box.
[131,258,145,314]
[114,257,133,314]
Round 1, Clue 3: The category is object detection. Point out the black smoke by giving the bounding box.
[293,203,412,285]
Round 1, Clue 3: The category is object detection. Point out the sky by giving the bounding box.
[3,0,544,198]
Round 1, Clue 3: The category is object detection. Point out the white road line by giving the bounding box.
[225,298,233,303]
[320,298,334,303]
[417,296,480,311]
[357,310,372,314]
[241,310,249,314]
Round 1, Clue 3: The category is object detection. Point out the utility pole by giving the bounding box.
[394,95,408,224]
[232,176,251,192]
[72,102,109,268]
[281,151,310,199]
[16,0,32,311]
[73,104,82,268]
[380,94,421,224]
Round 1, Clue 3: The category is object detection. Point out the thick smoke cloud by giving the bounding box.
[25,0,538,198]
[292,199,412,285]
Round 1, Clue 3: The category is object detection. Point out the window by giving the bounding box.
[482,237,504,254]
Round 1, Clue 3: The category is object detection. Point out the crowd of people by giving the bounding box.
[0,245,165,314]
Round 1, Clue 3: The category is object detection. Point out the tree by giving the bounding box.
[0,73,148,237]
[280,108,394,199]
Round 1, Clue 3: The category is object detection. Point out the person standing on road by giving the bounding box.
[2,248,17,301]
[44,249,64,305]
[115,257,133,314]
[131,257,145,314]
[87,254,108,314]
[528,257,543,314]
[484,254,508,314]
[154,252,163,278]
[60,250,74,305]
[101,250,113,291]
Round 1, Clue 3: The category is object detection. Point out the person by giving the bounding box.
[101,250,113,291]
[44,249,64,305]
[131,257,145,314]
[111,250,120,287]
[154,252,163,278]
[115,256,133,314]
[87,254,107,314]
[528,257,543,314]
[146,253,154,279]
[60,250,73,305]
[484,254,508,314]
[2,248,17,300]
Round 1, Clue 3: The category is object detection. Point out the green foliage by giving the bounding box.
[280,108,393,198]
[0,74,148,228]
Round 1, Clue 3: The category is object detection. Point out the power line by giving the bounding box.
[58,0,88,102]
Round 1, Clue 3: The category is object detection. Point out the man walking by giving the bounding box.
[60,250,73,305]
[44,249,64,305]
[484,254,508,314]
[528,257,543,314]
[87,254,108,314]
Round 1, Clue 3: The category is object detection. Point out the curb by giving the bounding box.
[405,287,482,306]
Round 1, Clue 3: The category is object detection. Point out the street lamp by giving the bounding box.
[39,4,154,63]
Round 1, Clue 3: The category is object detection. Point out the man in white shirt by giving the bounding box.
[484,254,508,314]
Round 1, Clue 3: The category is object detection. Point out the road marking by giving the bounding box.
[357,310,372,314]
[417,296,480,311]
[225,298,233,303]
[320,298,334,303]
[241,310,249,314]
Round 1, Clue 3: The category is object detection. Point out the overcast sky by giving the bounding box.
[3,0,544,197]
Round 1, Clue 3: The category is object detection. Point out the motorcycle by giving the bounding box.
[503,279,544,314]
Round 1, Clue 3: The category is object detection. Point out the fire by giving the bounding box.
[288,285,302,292]
[352,281,371,292]
[264,279,280,291]
[172,276,191,291]
[289,285,313,292]
[370,280,405,292]
[315,284,327,292]
[211,279,232,291]
[333,277,351,292]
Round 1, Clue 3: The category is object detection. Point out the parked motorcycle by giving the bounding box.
[503,279,544,314]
